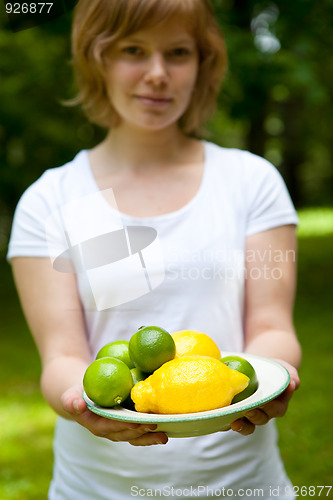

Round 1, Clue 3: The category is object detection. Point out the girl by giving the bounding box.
[8,0,301,498]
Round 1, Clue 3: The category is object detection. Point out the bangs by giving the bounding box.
[107,0,203,39]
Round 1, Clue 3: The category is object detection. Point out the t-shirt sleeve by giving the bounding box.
[6,172,66,262]
[242,152,299,236]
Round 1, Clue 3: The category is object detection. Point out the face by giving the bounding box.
[104,17,199,132]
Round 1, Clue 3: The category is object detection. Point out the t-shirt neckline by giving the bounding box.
[80,140,211,223]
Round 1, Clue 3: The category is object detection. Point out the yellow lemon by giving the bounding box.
[122,368,149,411]
[220,355,258,403]
[171,330,221,359]
[131,355,249,414]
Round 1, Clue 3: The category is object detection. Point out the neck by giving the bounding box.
[98,124,195,171]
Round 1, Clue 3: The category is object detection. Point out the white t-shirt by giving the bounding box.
[7,141,298,499]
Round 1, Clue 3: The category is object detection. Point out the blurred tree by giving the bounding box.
[211,0,333,206]
[0,11,104,217]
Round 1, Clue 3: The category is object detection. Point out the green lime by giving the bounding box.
[130,367,149,385]
[122,367,149,411]
[220,355,258,403]
[96,340,135,369]
[129,325,176,373]
[83,357,133,407]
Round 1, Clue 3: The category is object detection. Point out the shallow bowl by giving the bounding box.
[83,352,290,438]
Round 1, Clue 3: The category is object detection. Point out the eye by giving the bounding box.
[169,48,191,57]
[122,46,143,56]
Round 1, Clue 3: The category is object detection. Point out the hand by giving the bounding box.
[230,360,300,436]
[61,385,168,446]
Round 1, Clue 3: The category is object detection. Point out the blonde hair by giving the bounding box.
[70,0,227,136]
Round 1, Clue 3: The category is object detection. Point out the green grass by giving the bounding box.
[0,260,56,500]
[277,220,333,486]
[0,207,332,498]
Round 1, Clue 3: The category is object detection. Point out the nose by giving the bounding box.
[144,52,169,86]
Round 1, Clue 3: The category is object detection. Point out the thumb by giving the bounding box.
[61,386,87,416]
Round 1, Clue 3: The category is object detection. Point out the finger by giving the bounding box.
[129,431,168,447]
[286,377,300,395]
[78,409,142,435]
[61,388,166,444]
[243,408,270,426]
[103,425,159,442]
[61,388,86,415]
[290,374,301,391]
[254,380,298,422]
[258,396,289,420]
[270,378,299,415]
[67,404,141,439]
[73,397,87,414]
[274,360,300,391]
[231,418,255,436]
[279,384,296,408]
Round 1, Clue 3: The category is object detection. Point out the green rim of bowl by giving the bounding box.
[82,352,290,423]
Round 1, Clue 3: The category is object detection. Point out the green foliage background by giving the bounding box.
[0,1,333,498]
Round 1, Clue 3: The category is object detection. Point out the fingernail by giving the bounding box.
[146,424,158,431]
[245,410,256,418]
[144,426,156,432]
[73,400,81,413]
[155,440,164,445]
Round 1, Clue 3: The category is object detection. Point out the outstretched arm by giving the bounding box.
[11,257,167,446]
[231,225,301,435]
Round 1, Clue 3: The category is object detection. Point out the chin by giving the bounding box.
[137,115,184,132]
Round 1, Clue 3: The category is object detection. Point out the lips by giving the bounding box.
[135,95,173,107]
[137,95,172,102]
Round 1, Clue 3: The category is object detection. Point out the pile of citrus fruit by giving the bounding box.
[83,326,258,414]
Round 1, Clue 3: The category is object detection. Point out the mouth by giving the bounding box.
[135,95,173,107]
